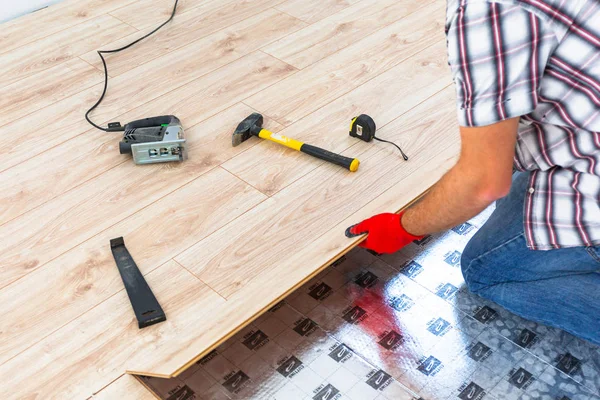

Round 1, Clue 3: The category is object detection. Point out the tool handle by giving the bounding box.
[301,144,360,172]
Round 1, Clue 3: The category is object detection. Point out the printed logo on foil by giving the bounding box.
[222,371,250,394]
[355,271,379,288]
[276,356,304,378]
[556,353,581,375]
[458,382,485,400]
[366,369,393,390]
[400,261,423,278]
[242,330,269,351]
[328,343,353,363]
[515,329,538,349]
[467,342,492,362]
[427,317,452,337]
[417,356,443,376]
[312,384,341,400]
[444,250,462,267]
[508,368,534,389]
[389,294,415,312]
[452,222,474,235]
[342,306,368,324]
[473,306,498,324]
[293,318,318,337]
[309,282,333,301]
[435,283,458,300]
[378,330,403,351]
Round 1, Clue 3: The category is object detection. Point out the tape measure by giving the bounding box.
[349,114,408,161]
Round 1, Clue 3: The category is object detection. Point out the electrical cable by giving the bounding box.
[373,136,409,160]
[85,0,180,132]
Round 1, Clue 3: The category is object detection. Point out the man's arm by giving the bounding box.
[401,118,519,236]
[346,118,519,254]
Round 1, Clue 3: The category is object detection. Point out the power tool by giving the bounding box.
[85,0,185,165]
[117,115,186,165]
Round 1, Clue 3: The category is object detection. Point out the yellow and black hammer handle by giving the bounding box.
[258,129,360,172]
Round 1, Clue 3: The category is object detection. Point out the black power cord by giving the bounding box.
[85,0,180,132]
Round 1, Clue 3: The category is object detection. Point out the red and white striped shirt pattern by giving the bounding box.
[446,0,600,250]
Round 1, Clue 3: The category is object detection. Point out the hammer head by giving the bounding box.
[232,113,264,147]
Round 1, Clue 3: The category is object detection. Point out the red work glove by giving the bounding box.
[345,212,424,254]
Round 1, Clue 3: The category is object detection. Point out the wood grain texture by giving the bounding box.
[251,1,445,126]
[0,58,102,124]
[81,0,302,77]
[0,164,264,369]
[229,40,450,196]
[0,0,140,54]
[0,15,136,88]
[263,0,434,69]
[94,375,157,400]
[0,261,224,399]
[275,0,362,23]
[0,0,460,395]
[0,100,283,291]
[0,51,292,229]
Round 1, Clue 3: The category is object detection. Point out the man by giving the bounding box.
[347,0,600,345]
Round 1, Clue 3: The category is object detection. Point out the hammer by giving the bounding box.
[232,113,360,172]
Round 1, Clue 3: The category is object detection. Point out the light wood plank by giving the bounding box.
[94,375,157,400]
[0,50,292,228]
[81,3,304,77]
[0,0,139,54]
[110,0,232,31]
[275,0,362,23]
[251,1,445,127]
[263,0,434,69]
[0,162,265,367]
[139,86,459,377]
[227,39,450,196]
[0,58,102,125]
[0,9,298,174]
[0,260,225,399]
[0,15,136,88]
[180,85,456,299]
[0,97,285,291]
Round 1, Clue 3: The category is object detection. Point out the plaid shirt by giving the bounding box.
[446,0,600,250]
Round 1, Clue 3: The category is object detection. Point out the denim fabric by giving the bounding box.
[461,172,600,345]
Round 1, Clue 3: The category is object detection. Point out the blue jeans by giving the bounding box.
[461,172,600,345]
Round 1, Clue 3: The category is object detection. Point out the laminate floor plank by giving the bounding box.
[250,1,445,127]
[0,50,293,228]
[0,0,140,54]
[0,261,226,399]
[94,375,157,400]
[0,98,285,291]
[110,0,233,31]
[0,15,136,88]
[81,0,300,77]
[0,158,266,367]
[0,58,102,125]
[274,0,363,23]
[228,40,450,196]
[263,0,435,69]
[0,8,298,174]
[147,86,459,377]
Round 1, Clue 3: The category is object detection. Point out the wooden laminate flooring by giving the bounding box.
[0,0,459,398]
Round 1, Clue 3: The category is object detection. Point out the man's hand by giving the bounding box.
[345,212,424,254]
